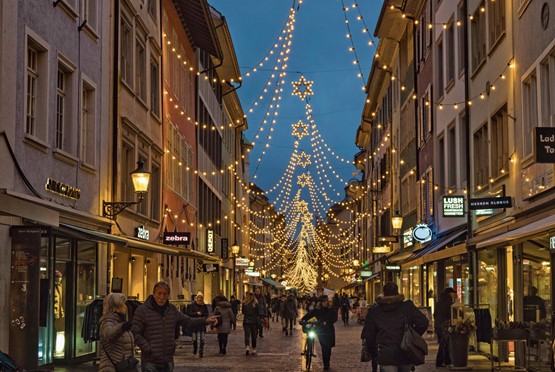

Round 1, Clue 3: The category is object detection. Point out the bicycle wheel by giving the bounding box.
[305,338,313,371]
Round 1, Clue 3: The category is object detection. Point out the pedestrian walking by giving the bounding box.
[300,295,338,371]
[185,292,209,357]
[212,290,227,312]
[278,294,287,331]
[242,292,259,355]
[132,281,218,371]
[362,282,429,372]
[253,287,268,337]
[434,288,456,367]
[99,293,137,372]
[214,299,235,355]
[339,293,351,326]
[283,292,298,335]
[361,302,379,372]
[271,295,281,322]
[230,295,241,330]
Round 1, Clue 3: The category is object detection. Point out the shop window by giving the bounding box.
[75,241,96,357]
[477,249,498,352]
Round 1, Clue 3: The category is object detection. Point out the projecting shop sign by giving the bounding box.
[207,229,214,254]
[443,196,465,217]
[535,127,555,163]
[469,197,512,210]
[163,232,191,245]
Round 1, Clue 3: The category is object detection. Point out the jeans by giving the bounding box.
[379,365,412,372]
[142,361,174,372]
[435,325,451,366]
[244,324,258,348]
[286,318,294,331]
[192,330,205,343]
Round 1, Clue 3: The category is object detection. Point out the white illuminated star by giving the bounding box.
[292,75,314,100]
[292,120,309,139]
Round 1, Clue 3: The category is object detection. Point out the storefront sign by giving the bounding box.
[469,196,512,210]
[221,238,228,259]
[45,178,81,200]
[135,226,150,240]
[443,196,465,217]
[202,263,219,273]
[207,229,214,254]
[360,271,373,277]
[550,236,555,250]
[235,257,249,267]
[534,127,555,163]
[403,228,413,247]
[412,224,432,243]
[385,265,401,270]
[245,271,260,277]
[163,232,190,245]
[378,236,398,243]
[372,246,391,253]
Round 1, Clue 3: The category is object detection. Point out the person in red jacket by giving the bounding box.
[132,282,218,372]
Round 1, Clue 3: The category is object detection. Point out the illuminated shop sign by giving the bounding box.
[207,229,214,254]
[412,224,432,243]
[163,232,191,245]
[550,236,555,250]
[443,196,465,217]
[403,228,413,247]
[45,178,81,200]
[469,197,512,210]
[135,226,150,240]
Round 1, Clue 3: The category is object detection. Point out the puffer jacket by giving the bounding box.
[186,302,209,332]
[363,294,429,366]
[99,312,135,372]
[132,295,206,364]
[214,301,235,334]
[242,301,259,326]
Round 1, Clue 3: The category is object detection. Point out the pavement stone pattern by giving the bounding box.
[56,311,499,371]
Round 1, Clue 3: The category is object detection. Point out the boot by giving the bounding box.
[199,341,204,358]
[223,342,227,355]
[193,340,198,355]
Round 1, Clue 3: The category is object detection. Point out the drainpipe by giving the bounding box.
[112,0,120,207]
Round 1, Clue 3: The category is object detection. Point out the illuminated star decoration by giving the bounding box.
[297,173,311,187]
[297,152,311,168]
[291,75,314,100]
[292,120,309,140]
[296,200,309,215]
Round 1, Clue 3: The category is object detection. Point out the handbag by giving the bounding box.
[400,302,428,366]
[102,333,139,372]
[360,341,371,362]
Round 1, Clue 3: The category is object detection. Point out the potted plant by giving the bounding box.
[493,320,529,340]
[448,318,477,367]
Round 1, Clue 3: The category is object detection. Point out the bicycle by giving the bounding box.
[300,321,318,371]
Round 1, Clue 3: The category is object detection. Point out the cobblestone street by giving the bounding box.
[61,311,497,372]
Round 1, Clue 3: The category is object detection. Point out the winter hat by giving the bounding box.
[196,291,204,297]
[383,281,399,296]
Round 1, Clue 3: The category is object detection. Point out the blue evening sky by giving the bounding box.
[210,0,383,210]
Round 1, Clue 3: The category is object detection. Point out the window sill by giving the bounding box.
[521,153,535,169]
[23,134,49,154]
[53,148,78,166]
[80,161,97,174]
[56,1,78,21]
[81,24,99,43]
[445,79,455,94]
[150,109,161,124]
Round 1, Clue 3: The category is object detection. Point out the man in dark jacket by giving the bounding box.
[434,288,456,367]
[339,293,351,326]
[361,302,379,372]
[300,295,338,370]
[362,282,429,372]
[132,281,217,371]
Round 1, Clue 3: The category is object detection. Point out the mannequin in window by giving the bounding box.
[54,270,65,320]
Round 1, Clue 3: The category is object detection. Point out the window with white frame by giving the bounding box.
[55,62,75,154]
[488,0,505,49]
[522,71,537,157]
[448,124,457,188]
[151,58,160,117]
[540,53,555,128]
[81,0,97,32]
[81,80,96,166]
[446,19,455,85]
[401,172,417,215]
[26,37,48,141]
[491,105,508,179]
[459,111,467,184]
[120,15,133,85]
[457,2,465,75]
[162,14,169,81]
[437,37,445,96]
[136,36,147,101]
[150,162,161,220]
[418,88,432,147]
[165,121,193,203]
[473,123,489,187]
[471,2,486,73]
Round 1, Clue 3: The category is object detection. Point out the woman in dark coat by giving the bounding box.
[185,292,209,357]
[242,292,260,355]
[300,295,338,371]
[434,288,456,367]
[214,300,235,354]
[362,282,429,372]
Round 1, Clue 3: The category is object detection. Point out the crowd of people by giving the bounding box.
[102,280,533,371]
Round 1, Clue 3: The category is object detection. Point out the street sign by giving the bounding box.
[534,127,555,163]
[469,196,512,210]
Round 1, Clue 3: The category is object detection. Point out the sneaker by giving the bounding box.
[246,347,250,355]
[252,349,257,355]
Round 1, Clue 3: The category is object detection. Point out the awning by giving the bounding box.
[401,226,467,269]
[245,281,264,287]
[0,191,59,226]
[475,213,555,249]
[261,278,285,289]
[59,223,127,245]
[341,282,358,290]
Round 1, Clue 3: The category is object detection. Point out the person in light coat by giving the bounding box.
[99,293,136,372]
